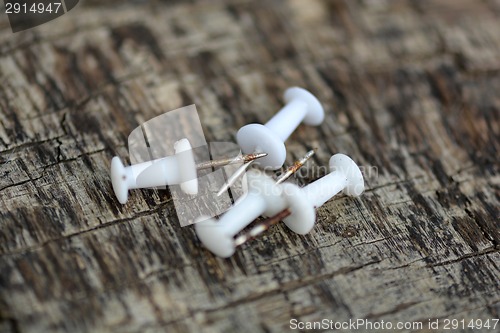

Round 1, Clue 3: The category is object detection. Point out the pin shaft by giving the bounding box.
[216,160,255,196]
[275,149,316,184]
[196,152,267,170]
[234,208,292,247]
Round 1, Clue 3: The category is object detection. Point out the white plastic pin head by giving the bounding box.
[329,153,365,197]
[173,138,198,195]
[110,156,131,205]
[236,87,324,169]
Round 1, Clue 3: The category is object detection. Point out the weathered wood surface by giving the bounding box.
[0,0,499,332]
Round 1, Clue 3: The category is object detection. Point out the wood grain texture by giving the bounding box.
[0,0,499,332]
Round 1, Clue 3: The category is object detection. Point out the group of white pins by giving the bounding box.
[110,87,365,258]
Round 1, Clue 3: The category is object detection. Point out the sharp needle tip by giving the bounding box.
[244,152,268,163]
[217,160,254,195]
[216,187,226,196]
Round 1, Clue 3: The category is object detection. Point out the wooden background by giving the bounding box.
[0,0,498,332]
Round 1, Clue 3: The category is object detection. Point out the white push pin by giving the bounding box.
[196,154,364,257]
[217,87,324,195]
[111,138,267,204]
[111,139,197,204]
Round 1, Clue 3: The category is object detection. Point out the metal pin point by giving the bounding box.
[233,208,291,247]
[195,152,267,170]
[274,148,317,184]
